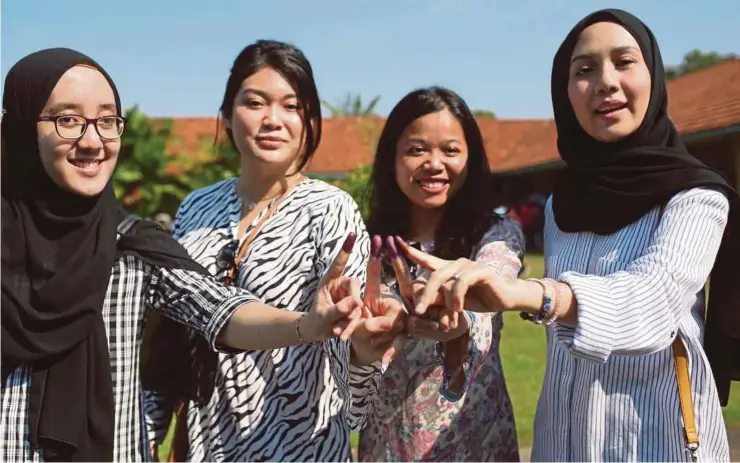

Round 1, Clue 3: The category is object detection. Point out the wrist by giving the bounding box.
[297,312,320,343]
[514,279,545,313]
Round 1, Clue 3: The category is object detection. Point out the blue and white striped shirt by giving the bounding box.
[532,188,730,462]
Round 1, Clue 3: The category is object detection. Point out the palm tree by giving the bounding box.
[322,93,381,117]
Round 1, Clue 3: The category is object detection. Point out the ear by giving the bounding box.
[222,116,232,130]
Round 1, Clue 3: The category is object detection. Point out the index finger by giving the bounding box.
[386,236,415,310]
[322,233,356,283]
[395,236,449,271]
[364,235,382,307]
[414,263,463,315]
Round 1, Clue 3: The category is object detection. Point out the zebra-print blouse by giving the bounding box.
[144,177,377,462]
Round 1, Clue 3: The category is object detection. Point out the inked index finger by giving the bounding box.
[322,233,356,283]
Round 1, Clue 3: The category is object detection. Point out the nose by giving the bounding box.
[595,63,620,96]
[262,104,283,130]
[424,149,444,170]
[76,122,104,152]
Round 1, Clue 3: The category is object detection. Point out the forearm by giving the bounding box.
[219,302,305,350]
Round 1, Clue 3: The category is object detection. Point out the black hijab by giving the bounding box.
[1,48,207,461]
[550,10,740,405]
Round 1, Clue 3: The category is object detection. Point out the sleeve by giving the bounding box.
[311,190,378,431]
[551,188,729,363]
[142,195,191,446]
[439,217,525,400]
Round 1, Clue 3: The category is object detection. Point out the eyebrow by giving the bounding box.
[570,45,640,64]
[405,137,461,144]
[45,102,118,115]
[243,88,297,100]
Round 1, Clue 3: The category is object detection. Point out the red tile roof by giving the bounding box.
[156,59,740,175]
[493,59,740,173]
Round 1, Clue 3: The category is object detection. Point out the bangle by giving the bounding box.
[542,278,561,325]
[296,313,313,344]
[520,278,553,325]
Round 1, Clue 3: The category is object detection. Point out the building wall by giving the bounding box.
[688,132,740,189]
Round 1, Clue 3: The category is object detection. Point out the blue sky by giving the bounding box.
[2,0,738,119]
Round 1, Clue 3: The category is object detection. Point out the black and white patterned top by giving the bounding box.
[0,245,258,461]
[143,178,377,462]
[533,188,730,461]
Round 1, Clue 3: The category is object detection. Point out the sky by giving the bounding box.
[2,0,738,120]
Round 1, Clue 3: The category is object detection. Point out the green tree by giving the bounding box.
[178,135,242,190]
[326,164,373,220]
[666,49,737,80]
[473,109,496,119]
[322,93,381,117]
[114,106,192,218]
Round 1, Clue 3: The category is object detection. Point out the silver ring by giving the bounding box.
[450,272,460,281]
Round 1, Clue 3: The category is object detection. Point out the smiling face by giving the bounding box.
[567,21,652,142]
[36,65,121,196]
[394,109,468,211]
[223,66,305,172]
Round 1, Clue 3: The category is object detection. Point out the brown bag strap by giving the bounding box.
[672,337,700,461]
[227,184,297,282]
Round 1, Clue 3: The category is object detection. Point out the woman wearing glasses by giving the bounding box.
[143,40,395,462]
[1,48,373,462]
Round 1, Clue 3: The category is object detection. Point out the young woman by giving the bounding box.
[0,48,376,462]
[144,40,402,462]
[359,87,523,461]
[404,9,739,462]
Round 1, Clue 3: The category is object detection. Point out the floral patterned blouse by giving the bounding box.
[358,215,525,462]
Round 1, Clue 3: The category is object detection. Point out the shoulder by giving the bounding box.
[296,179,363,215]
[180,178,238,211]
[175,178,238,233]
[478,212,525,257]
[665,187,730,213]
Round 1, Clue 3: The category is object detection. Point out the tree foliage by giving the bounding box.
[114,106,191,218]
[473,109,496,119]
[322,93,381,117]
[666,49,737,80]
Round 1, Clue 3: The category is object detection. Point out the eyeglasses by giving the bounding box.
[38,114,126,140]
[216,241,239,286]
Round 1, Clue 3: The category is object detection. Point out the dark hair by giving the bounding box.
[219,39,322,173]
[366,86,498,260]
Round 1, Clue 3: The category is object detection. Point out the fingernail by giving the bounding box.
[385,236,398,258]
[371,235,382,258]
[342,233,356,253]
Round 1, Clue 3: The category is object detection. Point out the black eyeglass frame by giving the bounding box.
[37,115,126,140]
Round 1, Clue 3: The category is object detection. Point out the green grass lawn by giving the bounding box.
[157,253,739,458]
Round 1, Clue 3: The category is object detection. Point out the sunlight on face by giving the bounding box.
[567,22,652,142]
[36,65,120,196]
[394,109,469,210]
[225,67,305,171]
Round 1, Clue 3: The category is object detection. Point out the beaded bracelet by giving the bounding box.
[520,278,555,325]
[542,278,562,325]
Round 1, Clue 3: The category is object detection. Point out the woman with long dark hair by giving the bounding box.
[359,87,523,461]
[143,40,404,462]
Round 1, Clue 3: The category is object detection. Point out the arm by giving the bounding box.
[439,220,525,400]
[531,189,729,363]
[311,191,379,430]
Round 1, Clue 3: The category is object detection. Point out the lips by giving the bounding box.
[594,101,627,115]
[255,136,286,149]
[69,158,102,177]
[415,178,449,194]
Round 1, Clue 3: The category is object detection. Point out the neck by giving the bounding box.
[238,159,302,205]
[409,206,444,243]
